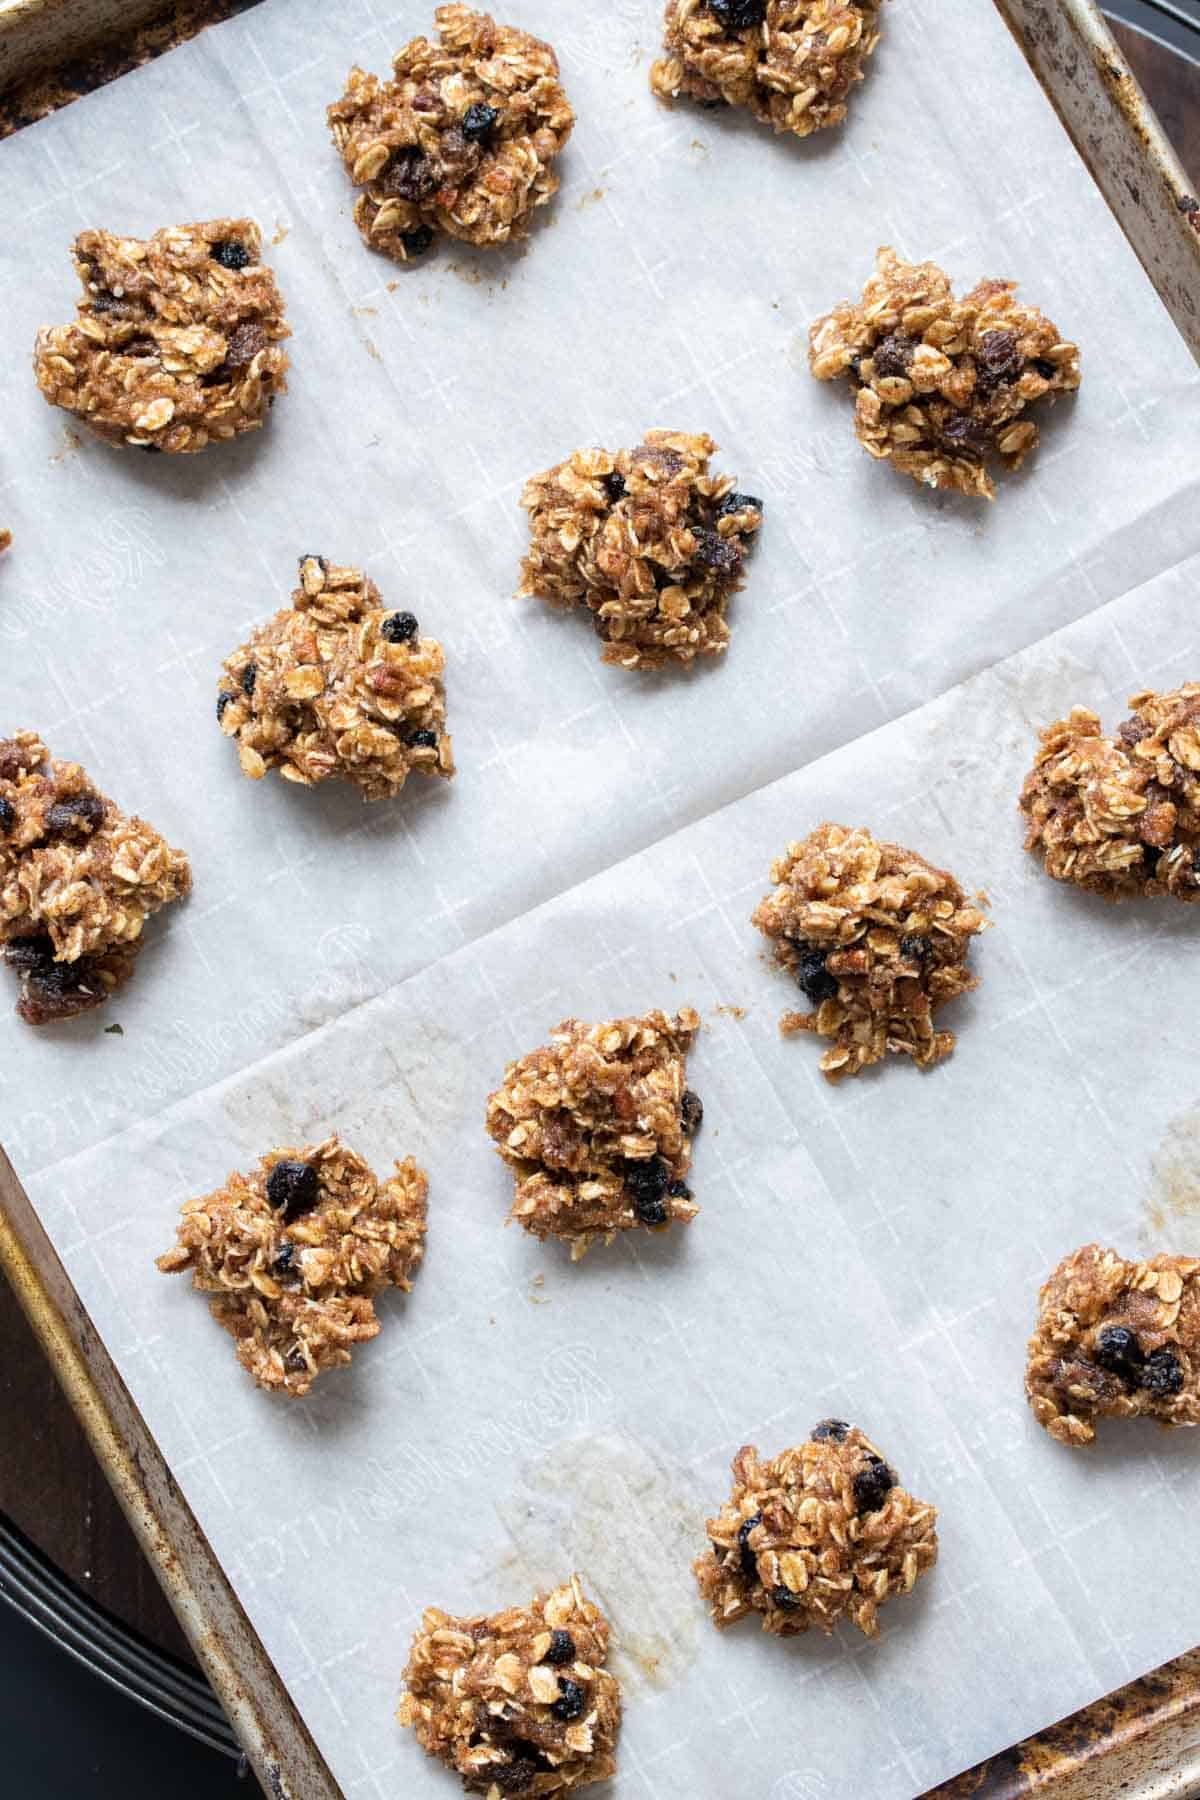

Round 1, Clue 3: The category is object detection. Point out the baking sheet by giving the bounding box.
[1,0,1199,1793]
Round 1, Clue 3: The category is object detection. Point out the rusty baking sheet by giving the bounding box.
[1,3,1198,1796]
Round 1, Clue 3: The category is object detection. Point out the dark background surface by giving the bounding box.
[1,2,1197,1795]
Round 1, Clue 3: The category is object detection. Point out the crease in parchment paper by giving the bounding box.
[3,0,1200,1793]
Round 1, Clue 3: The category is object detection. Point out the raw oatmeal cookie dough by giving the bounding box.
[156,1136,427,1397]
[486,1008,703,1259]
[518,431,763,671]
[651,1,882,139]
[752,823,988,1080]
[1020,686,1200,901]
[327,5,575,262]
[0,732,191,1024]
[695,1423,938,1639]
[217,555,454,800]
[33,219,290,453]
[0,530,11,554]
[398,1576,621,1795]
[809,246,1080,499]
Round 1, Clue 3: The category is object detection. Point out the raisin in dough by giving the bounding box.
[156,1136,427,1396]
[809,246,1080,499]
[398,1576,621,1795]
[33,219,289,453]
[695,1423,938,1639]
[486,1008,703,1259]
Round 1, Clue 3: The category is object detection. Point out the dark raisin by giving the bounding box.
[681,1089,704,1133]
[667,1179,692,1201]
[794,945,838,1005]
[852,1458,895,1515]
[1033,357,1058,380]
[709,0,767,27]
[408,729,439,750]
[217,692,233,722]
[635,1192,669,1227]
[549,1678,586,1723]
[381,611,419,643]
[384,148,437,202]
[1094,1324,1143,1382]
[811,1418,850,1442]
[601,472,626,503]
[285,1348,308,1373]
[1177,194,1199,214]
[90,290,125,314]
[401,226,435,257]
[545,1630,575,1666]
[1141,1348,1185,1398]
[8,939,109,1024]
[462,102,500,142]
[900,934,931,963]
[273,1241,297,1276]
[0,796,13,831]
[736,1513,762,1582]
[491,1756,550,1795]
[691,527,741,577]
[940,413,993,457]
[625,1157,670,1225]
[211,239,251,271]
[220,320,267,373]
[975,329,1023,389]
[716,491,762,519]
[770,1586,803,1612]
[241,663,257,696]
[871,334,915,380]
[266,1160,320,1222]
[45,794,105,834]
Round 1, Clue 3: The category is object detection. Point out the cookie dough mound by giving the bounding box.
[651,1,882,139]
[1026,1245,1200,1447]
[518,431,763,671]
[398,1576,621,1795]
[808,246,1080,499]
[33,219,290,453]
[695,1425,938,1639]
[156,1136,427,1397]
[328,5,575,262]
[217,555,454,801]
[752,822,988,1081]
[486,1008,703,1259]
[0,732,191,1024]
[1020,687,1200,901]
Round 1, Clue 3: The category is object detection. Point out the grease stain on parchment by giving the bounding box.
[1144,1102,1200,1252]
[483,1430,706,1695]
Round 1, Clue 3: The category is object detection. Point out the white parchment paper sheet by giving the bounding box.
[2,1,1199,1794]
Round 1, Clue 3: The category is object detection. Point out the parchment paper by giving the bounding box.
[2,1,1199,1794]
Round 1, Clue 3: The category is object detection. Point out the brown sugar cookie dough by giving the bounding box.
[0,732,191,1025]
[1026,1244,1200,1446]
[327,5,575,263]
[217,555,454,800]
[486,1008,703,1259]
[1020,686,1200,902]
[518,431,763,671]
[156,1136,427,1397]
[809,246,1080,499]
[651,1,882,139]
[752,823,989,1081]
[0,530,11,554]
[33,219,289,453]
[398,1575,621,1795]
[695,1424,938,1639]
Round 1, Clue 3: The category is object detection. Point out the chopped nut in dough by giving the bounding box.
[328,5,575,262]
[518,431,763,671]
[156,1136,427,1397]
[695,1424,938,1639]
[33,219,290,453]
[752,822,989,1081]
[0,732,191,1024]
[1026,1244,1200,1447]
[1020,686,1200,901]
[808,246,1080,499]
[397,1575,621,1795]
[486,1008,703,1259]
[651,1,882,140]
[217,555,454,800]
